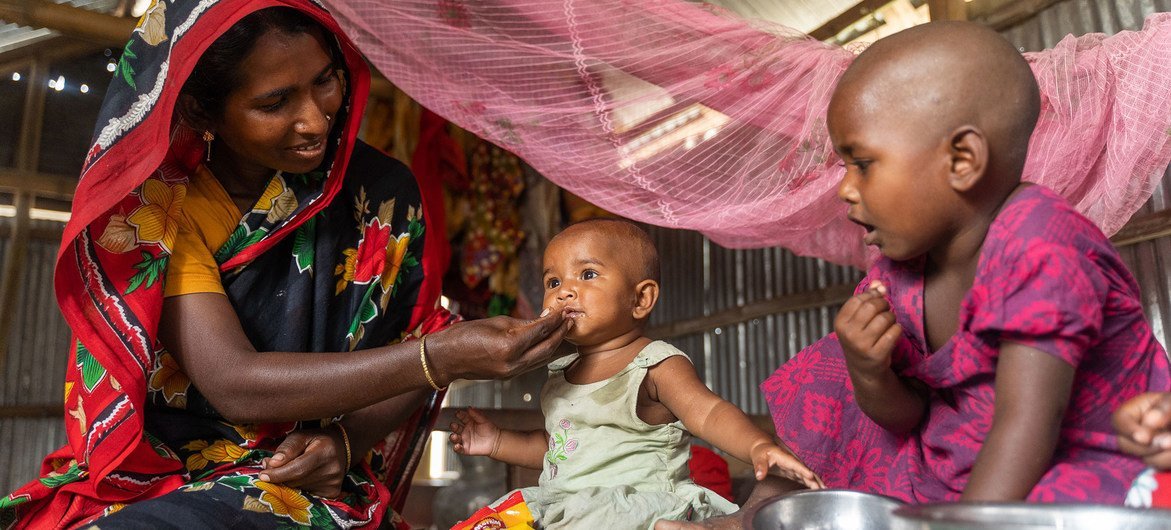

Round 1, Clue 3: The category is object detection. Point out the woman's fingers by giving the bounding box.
[266,432,312,469]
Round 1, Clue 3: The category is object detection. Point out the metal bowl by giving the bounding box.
[891,503,1171,530]
[746,489,904,530]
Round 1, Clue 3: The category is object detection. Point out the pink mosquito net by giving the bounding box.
[324,0,1171,267]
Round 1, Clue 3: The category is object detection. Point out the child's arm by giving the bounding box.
[1115,392,1171,470]
[835,281,927,434]
[650,356,823,489]
[449,407,548,469]
[962,342,1075,501]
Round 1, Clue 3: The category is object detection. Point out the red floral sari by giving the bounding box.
[0,1,450,528]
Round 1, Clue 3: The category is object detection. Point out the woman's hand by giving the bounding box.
[1115,392,1171,470]
[426,310,573,385]
[834,281,901,378]
[449,407,502,456]
[259,429,348,499]
[748,441,824,490]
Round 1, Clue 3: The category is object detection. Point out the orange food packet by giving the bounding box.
[452,491,535,530]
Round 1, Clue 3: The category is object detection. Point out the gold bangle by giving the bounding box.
[333,422,351,470]
[420,335,446,391]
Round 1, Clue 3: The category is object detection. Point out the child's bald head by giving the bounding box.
[831,21,1040,185]
[551,219,660,285]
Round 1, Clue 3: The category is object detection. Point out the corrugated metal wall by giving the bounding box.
[0,220,70,494]
[1002,0,1171,349]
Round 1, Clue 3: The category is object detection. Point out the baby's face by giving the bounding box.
[542,229,640,347]
[827,85,957,262]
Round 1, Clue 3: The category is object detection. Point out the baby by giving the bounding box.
[450,219,821,529]
[762,21,1170,503]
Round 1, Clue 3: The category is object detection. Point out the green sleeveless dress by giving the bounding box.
[509,341,738,529]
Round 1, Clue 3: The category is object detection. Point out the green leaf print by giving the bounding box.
[215,225,268,263]
[216,474,253,492]
[118,41,137,89]
[75,341,106,393]
[125,251,168,295]
[407,217,424,243]
[308,505,340,530]
[38,463,84,488]
[144,431,174,459]
[292,217,316,274]
[0,494,29,510]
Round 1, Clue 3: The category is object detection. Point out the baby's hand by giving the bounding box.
[259,428,348,498]
[1114,392,1171,470]
[449,407,503,457]
[749,440,825,490]
[835,280,901,377]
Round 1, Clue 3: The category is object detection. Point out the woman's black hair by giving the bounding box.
[180,6,340,119]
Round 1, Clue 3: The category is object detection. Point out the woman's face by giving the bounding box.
[211,27,343,177]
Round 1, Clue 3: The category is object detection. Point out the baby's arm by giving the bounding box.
[449,407,547,469]
[835,281,926,434]
[1114,392,1171,470]
[963,342,1075,501]
[650,356,823,489]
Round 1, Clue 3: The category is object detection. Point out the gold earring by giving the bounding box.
[202,130,214,162]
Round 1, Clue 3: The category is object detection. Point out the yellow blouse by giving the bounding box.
[163,165,241,297]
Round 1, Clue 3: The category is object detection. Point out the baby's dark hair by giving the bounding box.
[180,7,338,119]
[560,218,660,284]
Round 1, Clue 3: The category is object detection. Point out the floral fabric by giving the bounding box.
[0,1,450,528]
[762,185,1171,503]
[506,341,737,529]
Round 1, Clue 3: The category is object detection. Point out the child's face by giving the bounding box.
[827,91,957,262]
[542,229,642,347]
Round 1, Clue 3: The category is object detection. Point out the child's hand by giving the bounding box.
[259,428,348,498]
[1114,392,1171,470]
[835,280,901,377]
[748,440,825,490]
[450,407,503,457]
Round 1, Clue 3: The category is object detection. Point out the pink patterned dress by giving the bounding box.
[763,185,1170,503]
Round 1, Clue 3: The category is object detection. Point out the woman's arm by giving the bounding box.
[159,293,571,423]
[962,341,1075,501]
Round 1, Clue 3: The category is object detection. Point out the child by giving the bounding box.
[761,21,1170,503]
[1115,392,1171,507]
[450,219,822,529]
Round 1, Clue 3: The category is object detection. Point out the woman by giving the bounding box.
[0,1,569,528]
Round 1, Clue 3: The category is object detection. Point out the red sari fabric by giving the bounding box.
[0,1,450,528]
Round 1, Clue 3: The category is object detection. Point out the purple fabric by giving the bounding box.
[763,185,1171,503]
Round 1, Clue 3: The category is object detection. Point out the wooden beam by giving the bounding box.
[0,404,62,418]
[647,284,856,340]
[927,0,968,21]
[0,0,136,47]
[0,192,32,374]
[969,0,1068,31]
[810,0,892,42]
[0,35,104,74]
[0,168,78,200]
[1112,209,1171,248]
